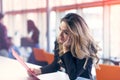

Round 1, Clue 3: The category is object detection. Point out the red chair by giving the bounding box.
[33,48,54,64]
[44,51,54,64]
[96,64,120,80]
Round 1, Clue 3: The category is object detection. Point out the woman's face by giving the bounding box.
[58,21,70,44]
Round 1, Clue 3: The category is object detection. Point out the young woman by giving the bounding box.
[28,13,99,80]
[27,19,40,48]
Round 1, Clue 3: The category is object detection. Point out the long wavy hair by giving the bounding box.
[58,13,99,65]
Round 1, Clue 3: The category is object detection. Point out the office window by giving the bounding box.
[50,0,78,6]
[82,0,102,3]
[110,5,120,58]
[82,7,103,57]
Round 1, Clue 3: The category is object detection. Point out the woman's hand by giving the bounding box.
[27,68,41,76]
[63,36,71,53]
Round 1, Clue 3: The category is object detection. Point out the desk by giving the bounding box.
[0,56,69,80]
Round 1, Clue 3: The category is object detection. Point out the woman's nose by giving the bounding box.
[59,31,63,37]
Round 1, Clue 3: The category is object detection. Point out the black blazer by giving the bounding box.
[41,41,93,80]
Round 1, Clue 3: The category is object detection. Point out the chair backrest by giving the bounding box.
[33,48,54,64]
[44,51,54,64]
[96,64,120,80]
[33,48,46,62]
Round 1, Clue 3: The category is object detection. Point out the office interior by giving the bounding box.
[0,0,120,79]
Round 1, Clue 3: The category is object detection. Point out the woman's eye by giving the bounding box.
[64,31,68,35]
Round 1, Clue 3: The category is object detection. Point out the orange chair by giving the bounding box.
[96,64,120,80]
[33,48,54,64]
[44,51,54,64]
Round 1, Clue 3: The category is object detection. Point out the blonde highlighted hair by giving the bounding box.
[58,13,99,65]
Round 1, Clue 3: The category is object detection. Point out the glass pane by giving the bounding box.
[110,5,120,58]
[3,0,13,12]
[82,7,103,57]
[50,0,77,6]
[3,0,46,12]
[82,0,102,3]
[26,0,46,9]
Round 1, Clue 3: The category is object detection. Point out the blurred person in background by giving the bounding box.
[8,37,21,59]
[26,20,46,66]
[27,13,100,80]
[0,12,10,57]
[27,19,40,48]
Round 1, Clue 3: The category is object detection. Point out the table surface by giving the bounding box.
[0,56,69,80]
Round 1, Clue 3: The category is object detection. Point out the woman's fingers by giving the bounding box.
[27,69,34,76]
